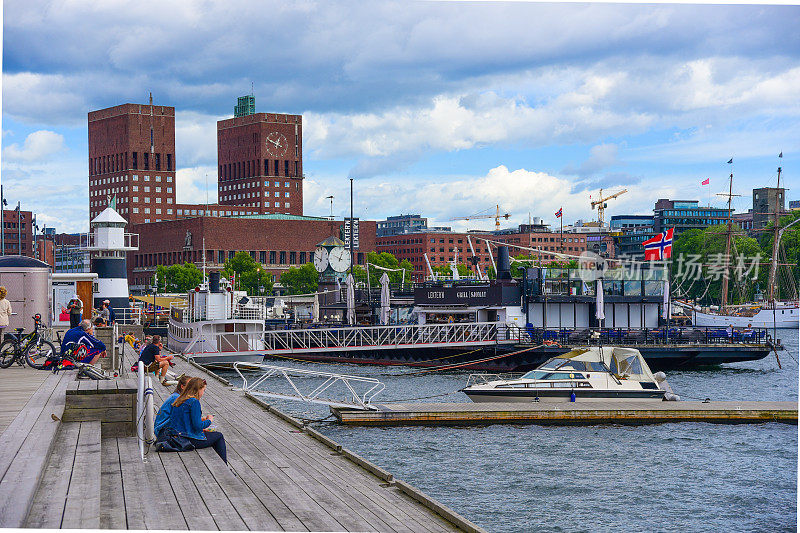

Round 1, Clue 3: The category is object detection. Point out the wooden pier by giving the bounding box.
[0,347,485,531]
[331,401,799,426]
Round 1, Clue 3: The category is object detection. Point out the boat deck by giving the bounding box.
[331,401,799,426]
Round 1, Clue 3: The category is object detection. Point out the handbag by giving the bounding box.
[154,426,195,452]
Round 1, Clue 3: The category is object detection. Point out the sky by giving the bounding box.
[2,0,799,234]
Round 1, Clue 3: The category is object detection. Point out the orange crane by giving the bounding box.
[451,204,511,230]
[590,188,627,226]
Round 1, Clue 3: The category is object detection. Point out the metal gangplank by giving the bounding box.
[234,362,385,410]
[262,321,516,355]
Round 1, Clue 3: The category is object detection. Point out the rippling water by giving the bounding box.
[221,332,799,532]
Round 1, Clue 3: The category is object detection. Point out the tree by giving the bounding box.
[280,263,319,295]
[155,262,203,293]
[671,226,763,304]
[222,252,273,295]
[432,263,472,278]
[758,211,800,300]
[351,252,413,286]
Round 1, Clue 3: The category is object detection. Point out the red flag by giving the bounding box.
[643,228,674,260]
[555,208,562,218]
[701,178,710,185]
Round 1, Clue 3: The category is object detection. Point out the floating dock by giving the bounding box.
[331,401,799,426]
[0,348,485,532]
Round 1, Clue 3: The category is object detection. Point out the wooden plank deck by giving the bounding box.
[331,400,799,426]
[117,344,480,532]
[0,365,51,433]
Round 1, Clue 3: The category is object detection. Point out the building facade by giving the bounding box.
[653,199,731,235]
[1,209,33,256]
[752,187,785,230]
[127,215,377,292]
[376,214,428,237]
[217,112,303,216]
[88,102,177,223]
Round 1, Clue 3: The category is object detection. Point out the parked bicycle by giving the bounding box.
[0,314,57,369]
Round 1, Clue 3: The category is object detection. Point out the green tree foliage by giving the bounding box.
[671,226,763,304]
[432,263,473,278]
[758,211,800,300]
[221,251,273,295]
[279,263,320,295]
[154,262,203,293]
[351,252,413,286]
[485,256,578,279]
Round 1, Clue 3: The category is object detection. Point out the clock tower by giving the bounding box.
[313,235,351,282]
[217,96,303,216]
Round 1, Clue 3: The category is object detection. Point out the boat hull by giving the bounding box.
[692,306,799,329]
[463,388,666,403]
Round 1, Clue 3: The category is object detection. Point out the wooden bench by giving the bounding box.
[24,420,102,529]
[0,371,71,528]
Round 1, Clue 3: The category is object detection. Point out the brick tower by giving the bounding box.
[88,96,177,224]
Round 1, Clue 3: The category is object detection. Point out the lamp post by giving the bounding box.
[16,202,21,256]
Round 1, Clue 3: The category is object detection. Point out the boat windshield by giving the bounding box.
[538,357,605,373]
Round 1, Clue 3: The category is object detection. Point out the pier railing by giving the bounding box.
[262,321,509,353]
[521,326,777,347]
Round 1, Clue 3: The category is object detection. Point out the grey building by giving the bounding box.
[752,187,785,230]
[653,199,731,235]
[376,214,428,237]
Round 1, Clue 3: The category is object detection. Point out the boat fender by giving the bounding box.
[570,391,576,402]
[654,371,681,401]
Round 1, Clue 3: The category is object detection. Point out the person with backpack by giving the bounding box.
[154,375,190,439]
[164,377,227,463]
[60,319,106,365]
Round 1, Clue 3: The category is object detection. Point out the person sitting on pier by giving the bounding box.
[60,319,106,365]
[138,335,173,385]
[154,374,191,439]
[168,377,227,463]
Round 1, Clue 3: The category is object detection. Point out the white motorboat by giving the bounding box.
[462,346,678,403]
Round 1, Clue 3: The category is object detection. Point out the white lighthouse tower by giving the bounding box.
[81,206,139,311]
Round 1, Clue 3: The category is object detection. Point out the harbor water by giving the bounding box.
[222,333,799,532]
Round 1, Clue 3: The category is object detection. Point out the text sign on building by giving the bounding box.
[342,218,360,249]
[414,285,502,306]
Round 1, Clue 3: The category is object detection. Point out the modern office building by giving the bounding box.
[609,215,656,259]
[652,199,732,235]
[376,214,429,237]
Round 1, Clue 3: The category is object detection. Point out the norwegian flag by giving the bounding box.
[643,228,674,260]
[555,207,562,218]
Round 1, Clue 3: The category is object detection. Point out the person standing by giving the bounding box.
[67,294,83,328]
[104,300,117,325]
[0,286,12,340]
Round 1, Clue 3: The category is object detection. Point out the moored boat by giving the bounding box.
[461,346,677,403]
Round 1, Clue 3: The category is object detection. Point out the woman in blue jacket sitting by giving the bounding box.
[167,377,227,463]
[154,375,190,438]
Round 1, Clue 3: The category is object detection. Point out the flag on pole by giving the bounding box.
[643,228,674,260]
[727,158,733,164]
[555,207,562,218]
[701,178,710,185]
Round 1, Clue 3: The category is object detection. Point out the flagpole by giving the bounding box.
[560,209,563,255]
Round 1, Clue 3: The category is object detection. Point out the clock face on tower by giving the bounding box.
[328,246,352,273]
[265,131,288,157]
[313,247,329,273]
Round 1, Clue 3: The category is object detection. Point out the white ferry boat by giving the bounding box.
[462,346,677,403]
[167,272,266,365]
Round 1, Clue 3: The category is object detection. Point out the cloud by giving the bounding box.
[562,143,620,176]
[175,166,219,205]
[2,130,66,161]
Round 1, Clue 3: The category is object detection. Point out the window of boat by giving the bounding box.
[586,362,605,372]
[521,370,549,380]
[546,372,584,380]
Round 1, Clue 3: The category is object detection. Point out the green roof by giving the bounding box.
[230,213,331,221]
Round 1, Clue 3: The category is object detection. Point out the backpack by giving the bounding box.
[154,427,195,452]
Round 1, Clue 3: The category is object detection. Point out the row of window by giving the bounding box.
[135,249,366,269]
[220,159,300,180]
[90,152,173,175]
[221,191,290,200]
[90,174,174,186]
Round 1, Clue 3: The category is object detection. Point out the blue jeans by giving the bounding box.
[187,431,227,464]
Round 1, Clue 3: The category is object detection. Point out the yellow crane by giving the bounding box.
[451,204,511,230]
[590,188,627,226]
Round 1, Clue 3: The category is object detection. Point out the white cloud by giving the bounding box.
[176,166,218,205]
[563,143,620,176]
[2,130,66,162]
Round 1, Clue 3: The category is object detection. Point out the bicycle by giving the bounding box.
[0,314,58,369]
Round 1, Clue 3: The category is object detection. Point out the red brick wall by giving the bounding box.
[127,216,378,289]
[88,103,177,224]
[1,209,34,256]
[217,113,303,216]
[376,231,494,280]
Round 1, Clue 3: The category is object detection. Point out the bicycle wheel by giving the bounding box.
[25,339,56,370]
[0,340,18,368]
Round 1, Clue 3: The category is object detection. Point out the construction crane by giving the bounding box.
[450,204,511,230]
[590,188,627,227]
